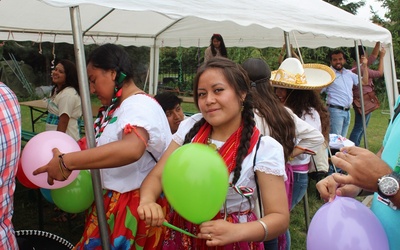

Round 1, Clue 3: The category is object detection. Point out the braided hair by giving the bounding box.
[183,57,254,184]
[87,44,135,138]
[242,58,296,162]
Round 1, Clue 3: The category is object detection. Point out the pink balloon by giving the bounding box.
[307,196,389,250]
[21,131,81,189]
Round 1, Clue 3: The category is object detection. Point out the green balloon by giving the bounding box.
[51,170,94,213]
[162,143,229,224]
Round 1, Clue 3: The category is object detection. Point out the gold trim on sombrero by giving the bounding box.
[271,58,335,90]
[274,68,307,85]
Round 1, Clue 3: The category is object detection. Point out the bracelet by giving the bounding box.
[257,220,268,242]
[58,154,71,171]
[58,161,69,180]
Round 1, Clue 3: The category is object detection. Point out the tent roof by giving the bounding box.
[0,0,392,48]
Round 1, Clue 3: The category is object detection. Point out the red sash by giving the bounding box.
[192,122,260,174]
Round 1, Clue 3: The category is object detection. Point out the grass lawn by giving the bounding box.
[13,97,391,248]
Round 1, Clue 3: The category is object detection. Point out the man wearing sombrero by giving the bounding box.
[321,50,368,137]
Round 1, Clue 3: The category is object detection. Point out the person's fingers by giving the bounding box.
[316,177,335,202]
[332,172,353,185]
[155,207,165,227]
[137,206,145,220]
[331,155,349,171]
[52,148,61,156]
[336,184,360,198]
[339,146,359,155]
[336,186,351,197]
[33,166,47,176]
[325,177,340,202]
[137,204,164,226]
[47,175,54,185]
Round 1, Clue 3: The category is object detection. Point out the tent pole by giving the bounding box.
[154,46,160,95]
[386,44,398,117]
[149,46,155,95]
[284,31,291,58]
[69,6,111,249]
[354,40,368,149]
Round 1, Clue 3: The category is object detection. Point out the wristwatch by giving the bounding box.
[377,172,400,199]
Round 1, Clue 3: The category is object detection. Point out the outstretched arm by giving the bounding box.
[138,140,180,226]
[33,126,149,184]
[360,56,369,85]
[376,48,386,76]
[332,146,400,207]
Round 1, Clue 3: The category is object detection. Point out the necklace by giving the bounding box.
[207,137,219,151]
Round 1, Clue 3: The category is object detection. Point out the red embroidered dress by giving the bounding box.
[74,91,171,250]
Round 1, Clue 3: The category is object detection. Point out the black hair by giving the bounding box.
[86,43,134,88]
[154,92,183,112]
[52,59,80,95]
[209,34,228,58]
[242,58,296,162]
[283,89,330,142]
[350,45,366,61]
[328,49,347,61]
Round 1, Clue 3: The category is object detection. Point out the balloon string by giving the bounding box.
[162,221,197,238]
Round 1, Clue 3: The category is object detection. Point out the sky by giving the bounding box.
[350,0,387,21]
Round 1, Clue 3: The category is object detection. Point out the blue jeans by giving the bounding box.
[291,172,309,210]
[264,238,278,250]
[284,172,309,250]
[349,107,372,146]
[328,107,351,137]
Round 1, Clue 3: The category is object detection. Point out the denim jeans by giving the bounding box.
[264,238,278,250]
[349,107,372,146]
[284,172,309,250]
[291,172,309,210]
[328,107,351,137]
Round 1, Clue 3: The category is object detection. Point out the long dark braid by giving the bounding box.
[242,58,296,162]
[183,118,206,145]
[231,94,255,184]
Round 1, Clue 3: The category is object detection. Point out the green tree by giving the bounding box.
[324,0,365,15]
[378,0,400,78]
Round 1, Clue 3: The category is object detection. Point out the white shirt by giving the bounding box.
[98,94,172,193]
[46,87,82,141]
[255,107,324,153]
[290,108,322,167]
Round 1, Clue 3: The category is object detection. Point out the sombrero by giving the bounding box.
[271,58,335,90]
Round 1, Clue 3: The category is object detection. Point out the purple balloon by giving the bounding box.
[307,196,389,250]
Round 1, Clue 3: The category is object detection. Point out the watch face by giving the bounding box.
[379,176,400,196]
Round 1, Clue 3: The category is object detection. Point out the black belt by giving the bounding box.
[327,104,350,111]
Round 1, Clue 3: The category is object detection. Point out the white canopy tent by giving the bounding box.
[1,0,397,247]
[0,0,397,111]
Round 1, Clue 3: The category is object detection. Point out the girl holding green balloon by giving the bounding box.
[139,57,289,249]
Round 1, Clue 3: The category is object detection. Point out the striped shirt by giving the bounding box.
[0,82,21,249]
